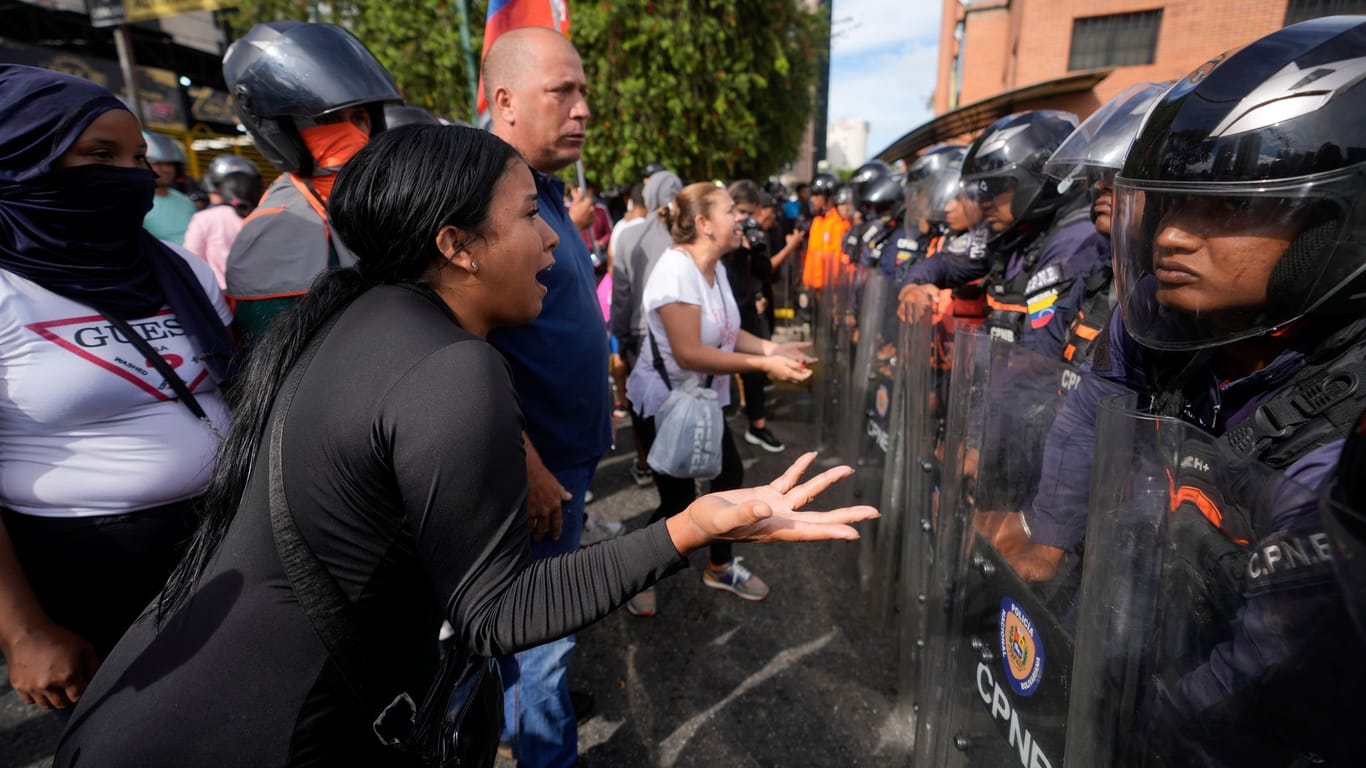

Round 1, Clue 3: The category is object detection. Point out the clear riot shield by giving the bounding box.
[1066,400,1364,767]
[822,256,860,461]
[892,299,953,721]
[835,270,895,588]
[913,332,1128,768]
[809,256,837,453]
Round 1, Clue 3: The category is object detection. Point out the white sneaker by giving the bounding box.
[580,517,625,546]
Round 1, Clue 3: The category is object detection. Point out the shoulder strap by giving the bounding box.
[266,314,393,715]
[1222,356,1366,468]
[647,327,715,391]
[647,327,673,391]
[100,312,211,426]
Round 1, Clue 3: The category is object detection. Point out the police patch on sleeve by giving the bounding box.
[1025,264,1065,294]
[1244,528,1336,597]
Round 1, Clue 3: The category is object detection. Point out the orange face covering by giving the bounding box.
[299,122,369,202]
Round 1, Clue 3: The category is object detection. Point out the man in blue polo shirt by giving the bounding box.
[482,26,609,768]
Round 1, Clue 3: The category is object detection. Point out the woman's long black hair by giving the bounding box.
[159,124,521,619]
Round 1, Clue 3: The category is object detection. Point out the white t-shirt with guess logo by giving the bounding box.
[0,245,233,518]
[625,247,740,419]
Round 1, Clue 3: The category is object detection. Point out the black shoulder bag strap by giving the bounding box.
[647,327,714,391]
[100,311,219,437]
[267,314,499,765]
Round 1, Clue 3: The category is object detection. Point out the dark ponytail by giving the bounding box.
[159,124,521,619]
[216,171,264,219]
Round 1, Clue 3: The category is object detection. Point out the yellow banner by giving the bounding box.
[122,0,234,23]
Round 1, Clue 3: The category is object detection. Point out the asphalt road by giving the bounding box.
[1,374,911,768]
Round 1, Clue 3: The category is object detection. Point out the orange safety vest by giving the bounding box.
[802,209,849,289]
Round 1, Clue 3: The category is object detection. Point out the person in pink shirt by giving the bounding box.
[183,171,263,289]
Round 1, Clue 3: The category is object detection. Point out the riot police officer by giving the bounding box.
[222,21,402,340]
[899,111,1109,362]
[1018,17,1366,763]
[1042,82,1169,365]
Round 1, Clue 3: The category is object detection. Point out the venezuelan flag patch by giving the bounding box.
[1027,289,1058,329]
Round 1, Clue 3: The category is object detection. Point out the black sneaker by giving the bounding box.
[571,690,596,724]
[744,426,785,453]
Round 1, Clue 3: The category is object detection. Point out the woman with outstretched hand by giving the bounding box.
[54,124,874,767]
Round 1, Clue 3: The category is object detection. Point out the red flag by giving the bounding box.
[478,0,571,115]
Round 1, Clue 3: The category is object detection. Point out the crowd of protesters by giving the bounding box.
[5,10,1366,768]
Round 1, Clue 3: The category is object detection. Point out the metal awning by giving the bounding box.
[874,69,1113,162]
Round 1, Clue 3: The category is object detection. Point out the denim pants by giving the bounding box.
[497,459,595,768]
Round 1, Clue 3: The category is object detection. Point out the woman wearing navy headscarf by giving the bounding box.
[0,65,236,712]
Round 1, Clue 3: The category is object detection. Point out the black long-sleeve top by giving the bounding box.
[56,285,687,767]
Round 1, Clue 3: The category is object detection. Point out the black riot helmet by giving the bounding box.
[907,144,966,182]
[960,110,1079,233]
[850,159,891,206]
[809,172,840,198]
[864,171,906,218]
[223,21,401,175]
[1113,15,1366,351]
[907,144,967,225]
[383,104,443,129]
[201,154,261,195]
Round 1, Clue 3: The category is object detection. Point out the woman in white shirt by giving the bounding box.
[625,182,815,615]
[0,65,235,712]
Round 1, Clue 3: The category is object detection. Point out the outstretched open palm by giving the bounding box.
[682,452,879,544]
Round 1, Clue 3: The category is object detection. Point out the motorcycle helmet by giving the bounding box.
[1113,15,1366,351]
[960,110,1079,232]
[201,153,261,195]
[142,130,186,165]
[223,21,401,175]
[383,104,443,129]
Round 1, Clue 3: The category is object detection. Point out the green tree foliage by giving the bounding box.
[222,0,827,185]
[572,0,827,185]
[221,0,487,123]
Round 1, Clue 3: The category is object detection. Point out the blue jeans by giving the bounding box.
[497,460,595,768]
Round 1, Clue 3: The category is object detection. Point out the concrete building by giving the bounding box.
[827,119,870,171]
[878,0,1366,161]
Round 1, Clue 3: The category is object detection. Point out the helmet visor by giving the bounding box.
[961,174,1016,205]
[1043,83,1167,182]
[1113,170,1361,350]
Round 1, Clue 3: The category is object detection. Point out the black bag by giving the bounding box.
[267,321,502,767]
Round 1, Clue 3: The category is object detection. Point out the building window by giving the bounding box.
[1068,11,1163,71]
[1285,0,1366,25]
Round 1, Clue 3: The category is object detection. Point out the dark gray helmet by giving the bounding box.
[960,110,1079,229]
[850,159,892,206]
[383,104,443,129]
[907,144,966,182]
[833,184,853,206]
[809,172,840,197]
[864,172,905,217]
[642,162,666,178]
[142,130,186,165]
[202,154,260,194]
[1113,15,1366,351]
[223,21,401,175]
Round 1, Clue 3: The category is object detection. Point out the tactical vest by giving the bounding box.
[1153,319,1366,546]
[1060,264,1115,365]
[982,208,1089,348]
[1157,329,1366,676]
